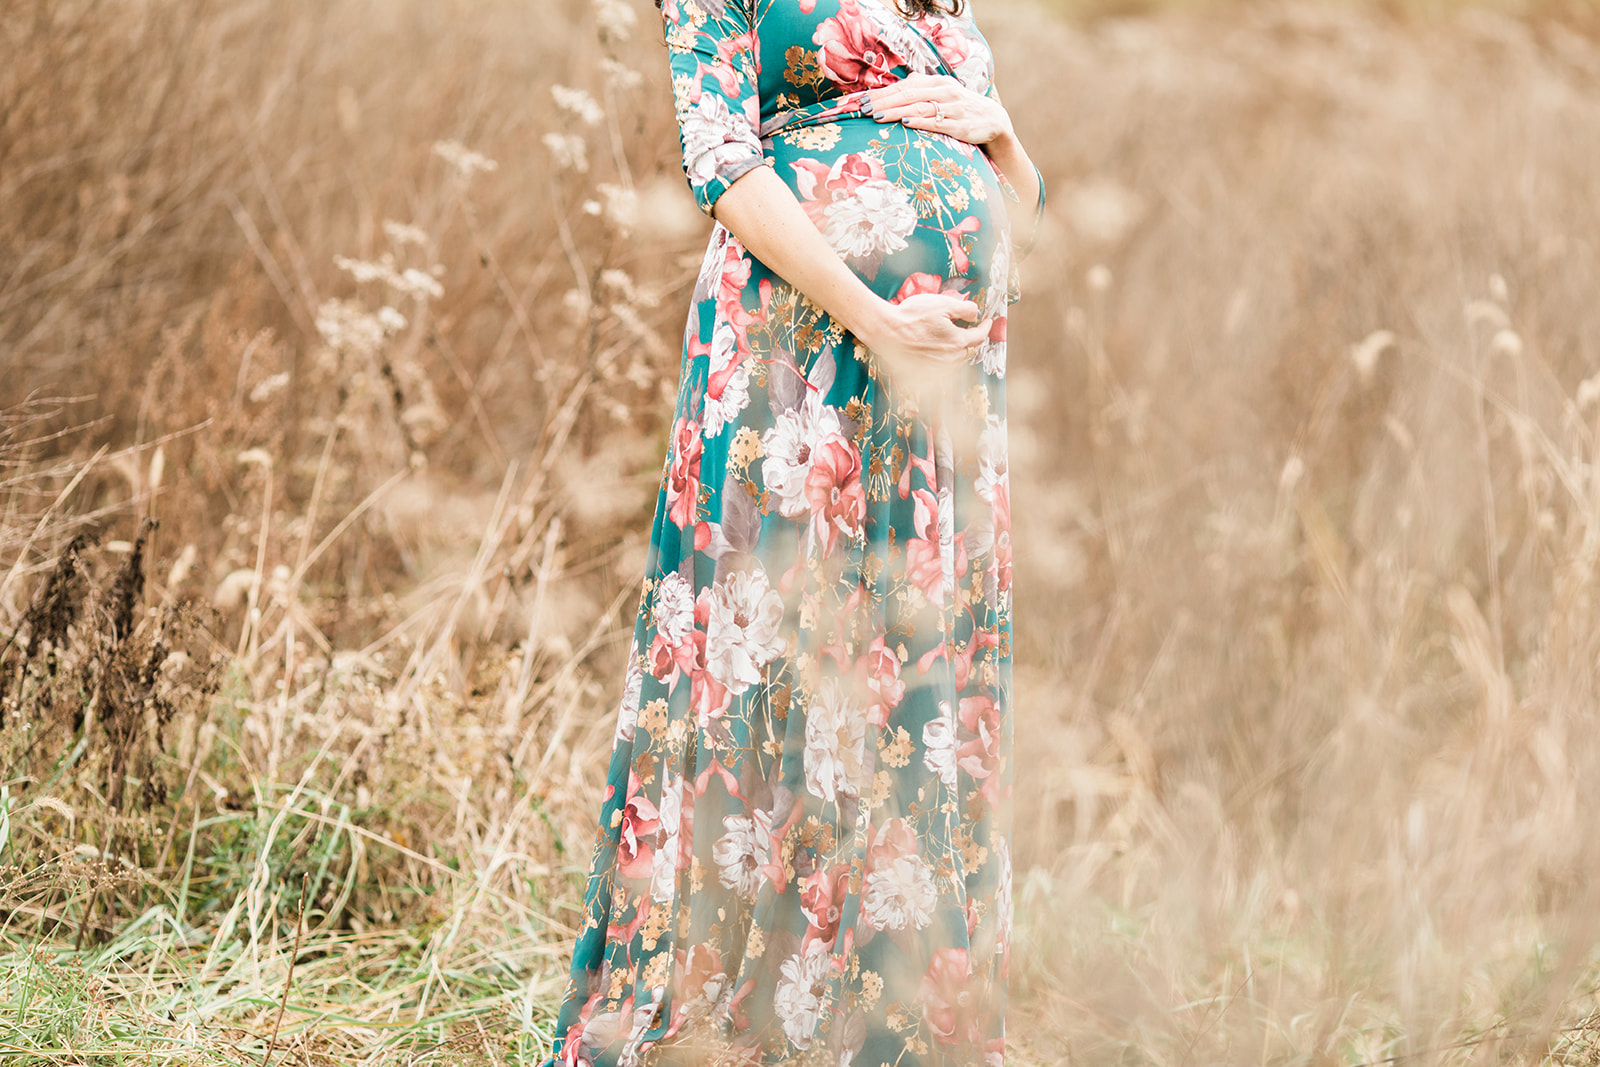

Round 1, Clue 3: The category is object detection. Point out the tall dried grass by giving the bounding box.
[4,0,1600,1063]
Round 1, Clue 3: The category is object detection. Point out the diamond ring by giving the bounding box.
[933,102,945,121]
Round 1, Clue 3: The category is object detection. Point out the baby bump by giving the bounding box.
[766,117,1010,309]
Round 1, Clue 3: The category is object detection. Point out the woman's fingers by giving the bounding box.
[961,319,993,348]
[866,75,963,112]
[944,298,982,323]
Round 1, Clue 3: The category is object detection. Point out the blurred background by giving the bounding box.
[4,0,1600,1062]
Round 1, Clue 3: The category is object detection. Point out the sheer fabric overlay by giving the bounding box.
[544,0,1017,1062]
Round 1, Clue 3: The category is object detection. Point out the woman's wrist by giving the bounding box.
[839,294,897,354]
[983,126,1023,168]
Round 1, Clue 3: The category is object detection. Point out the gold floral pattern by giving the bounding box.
[544,0,1021,1064]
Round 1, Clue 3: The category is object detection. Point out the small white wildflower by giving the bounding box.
[611,303,660,341]
[598,182,638,234]
[582,199,603,215]
[552,85,604,126]
[378,306,408,333]
[602,58,644,90]
[237,449,274,470]
[334,253,401,287]
[563,288,593,320]
[315,298,387,358]
[1577,374,1600,411]
[542,132,590,173]
[1490,328,1523,359]
[600,269,637,305]
[382,220,429,248]
[1349,329,1395,385]
[213,569,257,611]
[249,372,291,404]
[401,403,448,446]
[594,0,637,40]
[398,268,445,300]
[432,139,499,178]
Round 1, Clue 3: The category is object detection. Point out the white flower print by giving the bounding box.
[995,834,1013,951]
[614,654,645,743]
[975,416,1007,504]
[654,570,697,645]
[976,336,1006,377]
[761,394,842,519]
[679,91,759,190]
[679,966,732,1030]
[773,939,831,1049]
[936,485,959,600]
[712,808,773,899]
[703,320,752,439]
[922,700,958,789]
[804,677,870,804]
[650,772,686,903]
[976,249,1010,376]
[863,852,938,931]
[822,179,917,261]
[705,567,785,693]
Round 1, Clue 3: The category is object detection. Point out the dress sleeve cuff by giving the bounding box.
[695,153,772,217]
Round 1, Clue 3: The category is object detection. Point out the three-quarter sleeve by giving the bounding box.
[662,0,769,217]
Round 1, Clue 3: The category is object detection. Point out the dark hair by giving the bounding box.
[893,0,965,16]
[654,0,966,17]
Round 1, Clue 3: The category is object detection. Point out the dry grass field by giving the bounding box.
[5,0,1600,1063]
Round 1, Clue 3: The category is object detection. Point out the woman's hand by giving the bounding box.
[865,73,1044,254]
[853,292,991,403]
[710,167,989,396]
[856,292,990,367]
[864,73,1013,147]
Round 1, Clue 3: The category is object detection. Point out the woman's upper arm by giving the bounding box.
[662,0,768,217]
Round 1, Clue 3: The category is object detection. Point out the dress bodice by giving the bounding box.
[662,0,1003,215]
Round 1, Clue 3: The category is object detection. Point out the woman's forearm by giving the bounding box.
[983,131,1042,251]
[709,165,893,343]
[708,162,992,374]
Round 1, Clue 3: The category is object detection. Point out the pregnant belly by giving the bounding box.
[765,117,1011,310]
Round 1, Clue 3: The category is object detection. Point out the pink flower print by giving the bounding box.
[803,428,866,555]
[866,816,919,871]
[957,694,1002,779]
[904,487,965,604]
[690,656,732,726]
[919,946,982,1047]
[617,772,660,880]
[858,636,905,728]
[920,17,972,72]
[812,0,905,92]
[943,216,983,276]
[791,151,889,229]
[892,272,967,304]
[799,863,851,948]
[666,415,703,529]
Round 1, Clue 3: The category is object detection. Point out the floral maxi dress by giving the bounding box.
[545,0,1022,1062]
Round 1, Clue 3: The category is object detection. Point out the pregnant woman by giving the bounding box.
[545,0,1041,1061]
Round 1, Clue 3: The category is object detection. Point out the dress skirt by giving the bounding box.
[544,0,1018,1062]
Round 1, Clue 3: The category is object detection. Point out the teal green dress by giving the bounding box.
[545,0,1027,1061]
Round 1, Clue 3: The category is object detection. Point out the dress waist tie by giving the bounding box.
[758,90,872,142]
